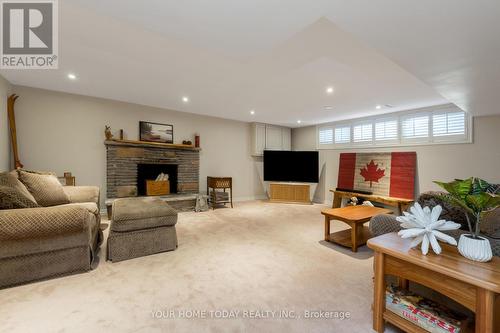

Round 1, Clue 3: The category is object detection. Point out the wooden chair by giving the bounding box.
[207,177,233,210]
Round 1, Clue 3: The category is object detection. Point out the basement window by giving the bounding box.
[316,104,471,149]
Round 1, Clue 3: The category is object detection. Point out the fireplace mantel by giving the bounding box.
[104,139,201,151]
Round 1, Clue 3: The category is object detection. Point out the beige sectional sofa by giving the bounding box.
[0,171,102,288]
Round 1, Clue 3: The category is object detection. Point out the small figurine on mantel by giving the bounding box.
[105,125,113,140]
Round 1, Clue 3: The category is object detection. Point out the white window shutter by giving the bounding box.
[318,127,334,145]
[402,114,429,140]
[433,112,465,137]
[375,119,398,141]
[334,126,351,144]
[353,123,373,143]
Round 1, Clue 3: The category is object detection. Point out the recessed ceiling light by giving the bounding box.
[250,110,255,115]
[67,73,77,80]
[182,96,189,103]
[324,105,333,110]
[326,87,334,94]
[297,120,302,124]
[375,105,382,109]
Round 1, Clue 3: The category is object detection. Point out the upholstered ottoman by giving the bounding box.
[107,197,178,262]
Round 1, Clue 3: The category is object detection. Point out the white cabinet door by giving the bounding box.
[265,125,283,150]
[253,123,266,156]
[282,127,291,150]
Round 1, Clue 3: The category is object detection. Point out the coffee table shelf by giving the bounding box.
[322,206,392,252]
[325,226,372,250]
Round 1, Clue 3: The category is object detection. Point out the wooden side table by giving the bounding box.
[322,206,392,252]
[207,177,233,210]
[367,233,500,333]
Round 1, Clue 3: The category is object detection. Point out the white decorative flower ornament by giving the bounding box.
[396,203,461,255]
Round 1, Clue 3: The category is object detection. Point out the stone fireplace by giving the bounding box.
[105,140,200,211]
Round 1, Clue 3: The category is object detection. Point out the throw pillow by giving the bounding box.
[0,171,38,205]
[0,185,40,209]
[18,170,70,207]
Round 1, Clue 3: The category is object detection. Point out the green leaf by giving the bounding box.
[471,178,492,195]
[465,193,500,213]
[465,193,488,213]
[484,194,500,210]
[434,178,473,200]
[436,193,474,215]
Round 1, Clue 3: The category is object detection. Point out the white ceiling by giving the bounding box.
[1,0,499,127]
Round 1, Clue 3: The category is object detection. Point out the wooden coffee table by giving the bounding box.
[322,205,392,252]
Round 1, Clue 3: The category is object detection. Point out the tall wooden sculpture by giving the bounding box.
[7,94,23,169]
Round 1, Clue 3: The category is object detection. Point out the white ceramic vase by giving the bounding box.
[457,234,493,262]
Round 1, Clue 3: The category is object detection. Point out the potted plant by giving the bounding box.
[434,177,500,262]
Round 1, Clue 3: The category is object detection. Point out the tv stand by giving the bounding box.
[269,183,311,204]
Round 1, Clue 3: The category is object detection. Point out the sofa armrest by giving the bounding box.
[63,186,100,207]
[369,214,402,237]
[0,206,91,241]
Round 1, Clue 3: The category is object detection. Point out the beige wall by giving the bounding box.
[11,86,266,205]
[292,116,500,204]
[0,75,11,171]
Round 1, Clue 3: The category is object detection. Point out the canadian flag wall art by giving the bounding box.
[337,152,416,200]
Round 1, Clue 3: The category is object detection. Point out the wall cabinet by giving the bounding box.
[251,123,292,156]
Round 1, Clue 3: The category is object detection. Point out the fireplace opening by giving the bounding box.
[137,163,178,196]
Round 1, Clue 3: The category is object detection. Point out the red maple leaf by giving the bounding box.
[360,160,385,187]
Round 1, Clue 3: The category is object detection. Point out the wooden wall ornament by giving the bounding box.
[7,94,23,169]
[337,152,417,200]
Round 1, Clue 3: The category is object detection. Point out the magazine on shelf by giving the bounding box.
[385,284,469,333]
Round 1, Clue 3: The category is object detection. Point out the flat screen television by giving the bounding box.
[263,150,319,183]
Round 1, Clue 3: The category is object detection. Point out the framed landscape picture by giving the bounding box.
[139,121,173,143]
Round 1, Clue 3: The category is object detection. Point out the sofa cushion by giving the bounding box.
[0,186,40,209]
[18,170,70,207]
[111,197,177,232]
[0,172,38,205]
[62,186,100,206]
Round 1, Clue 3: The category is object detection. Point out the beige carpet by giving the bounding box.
[0,201,399,333]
